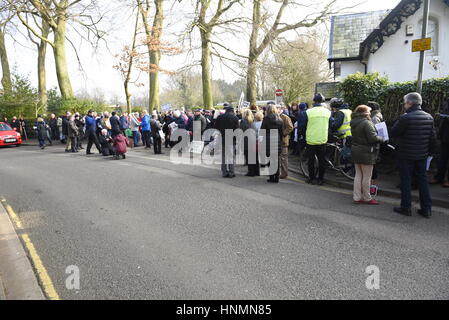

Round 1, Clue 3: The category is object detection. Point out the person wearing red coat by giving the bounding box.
[113,133,129,160]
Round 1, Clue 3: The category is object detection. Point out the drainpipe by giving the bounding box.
[361,61,368,74]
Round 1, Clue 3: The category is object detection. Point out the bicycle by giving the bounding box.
[299,137,355,181]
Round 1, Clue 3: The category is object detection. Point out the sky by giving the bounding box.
[6,0,401,104]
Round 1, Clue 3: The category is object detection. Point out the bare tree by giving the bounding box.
[114,7,141,114]
[191,0,243,109]
[0,1,14,94]
[138,0,164,112]
[13,0,105,99]
[247,0,337,105]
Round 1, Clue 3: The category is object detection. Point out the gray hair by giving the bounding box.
[404,92,422,106]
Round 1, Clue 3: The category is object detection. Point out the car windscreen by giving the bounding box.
[0,123,12,131]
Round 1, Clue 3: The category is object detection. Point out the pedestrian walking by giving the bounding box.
[350,105,384,205]
[391,92,436,218]
[85,110,102,155]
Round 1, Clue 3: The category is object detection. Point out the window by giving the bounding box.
[0,123,12,131]
[418,17,439,56]
[334,61,342,78]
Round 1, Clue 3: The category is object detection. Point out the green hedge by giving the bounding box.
[339,73,449,123]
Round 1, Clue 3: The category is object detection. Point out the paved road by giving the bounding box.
[0,144,448,300]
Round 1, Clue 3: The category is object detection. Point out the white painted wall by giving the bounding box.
[367,0,449,82]
[340,60,366,78]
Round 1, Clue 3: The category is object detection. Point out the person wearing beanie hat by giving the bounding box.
[298,93,333,185]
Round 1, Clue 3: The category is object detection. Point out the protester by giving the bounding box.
[216,104,239,178]
[298,93,332,185]
[391,92,436,218]
[75,114,85,150]
[62,112,71,152]
[150,114,163,154]
[35,116,48,149]
[430,98,449,187]
[113,132,129,160]
[351,105,384,205]
[279,108,294,179]
[85,110,102,155]
[110,111,121,138]
[261,104,284,183]
[68,115,80,153]
[101,112,112,134]
[129,112,141,147]
[141,110,152,149]
[240,109,256,176]
[330,98,352,139]
[49,114,59,141]
[99,129,114,156]
[120,112,129,134]
[368,101,384,125]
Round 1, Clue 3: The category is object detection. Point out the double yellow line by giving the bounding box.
[1,199,60,300]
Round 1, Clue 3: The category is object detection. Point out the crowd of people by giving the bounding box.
[3,91,448,219]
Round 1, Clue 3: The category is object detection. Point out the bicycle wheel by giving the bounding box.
[300,147,318,179]
[337,148,355,180]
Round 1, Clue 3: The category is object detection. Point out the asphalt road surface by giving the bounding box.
[0,144,448,300]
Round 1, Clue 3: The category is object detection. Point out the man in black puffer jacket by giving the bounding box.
[391,92,436,218]
[215,105,239,178]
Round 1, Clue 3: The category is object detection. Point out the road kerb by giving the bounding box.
[0,199,46,300]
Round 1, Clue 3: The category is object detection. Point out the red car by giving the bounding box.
[0,122,22,147]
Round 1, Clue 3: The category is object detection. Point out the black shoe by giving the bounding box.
[65,149,70,153]
[222,173,230,178]
[228,174,236,178]
[122,154,126,159]
[394,207,412,217]
[316,179,324,186]
[417,209,432,219]
[306,178,315,185]
[87,152,94,155]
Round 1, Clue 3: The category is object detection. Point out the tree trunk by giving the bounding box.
[0,27,12,95]
[53,18,74,99]
[201,30,213,109]
[246,0,262,106]
[139,0,152,112]
[37,21,50,111]
[124,8,141,114]
[148,0,164,113]
[247,55,258,106]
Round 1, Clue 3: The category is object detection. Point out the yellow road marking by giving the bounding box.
[1,198,60,300]
[1,199,23,229]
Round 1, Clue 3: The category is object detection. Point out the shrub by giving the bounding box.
[339,72,449,123]
[339,72,389,109]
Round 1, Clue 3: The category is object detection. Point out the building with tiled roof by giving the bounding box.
[328,0,449,82]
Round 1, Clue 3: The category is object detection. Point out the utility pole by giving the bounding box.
[417,0,430,93]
